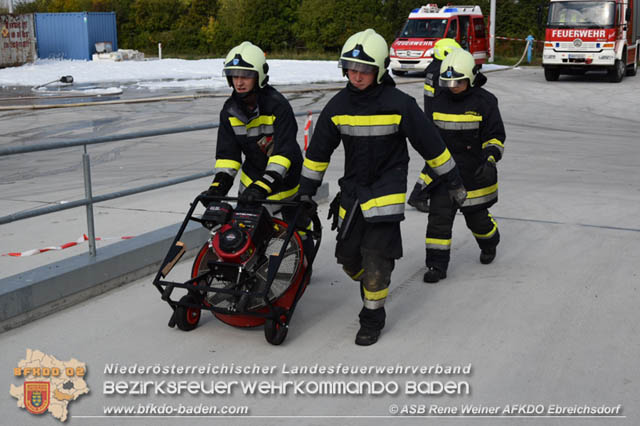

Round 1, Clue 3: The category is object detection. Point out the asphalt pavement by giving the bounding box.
[1,67,639,425]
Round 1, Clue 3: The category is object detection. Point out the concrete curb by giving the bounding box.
[0,221,210,333]
[0,183,330,333]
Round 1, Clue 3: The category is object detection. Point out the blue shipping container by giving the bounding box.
[35,12,118,60]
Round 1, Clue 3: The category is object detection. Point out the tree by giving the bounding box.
[174,0,218,53]
[12,0,549,57]
[131,0,185,52]
[295,0,420,52]
[206,0,299,55]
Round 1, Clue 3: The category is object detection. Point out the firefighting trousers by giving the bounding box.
[335,207,400,330]
[425,185,500,272]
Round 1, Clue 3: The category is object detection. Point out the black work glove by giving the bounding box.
[203,186,225,198]
[446,171,467,207]
[448,185,467,207]
[238,171,284,206]
[327,192,341,231]
[296,194,317,229]
[202,172,234,198]
[474,158,497,188]
[238,183,268,205]
[300,195,318,216]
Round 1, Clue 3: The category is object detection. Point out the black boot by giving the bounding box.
[355,327,381,346]
[480,248,496,264]
[356,307,385,346]
[423,267,447,283]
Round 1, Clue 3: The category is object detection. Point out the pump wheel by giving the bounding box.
[264,309,288,345]
[609,59,625,82]
[175,294,201,331]
[544,68,559,81]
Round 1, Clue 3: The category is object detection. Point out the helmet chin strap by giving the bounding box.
[447,87,471,101]
[231,76,260,110]
[227,73,260,97]
[233,90,258,113]
[234,89,257,99]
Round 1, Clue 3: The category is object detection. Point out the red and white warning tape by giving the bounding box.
[303,111,313,151]
[495,36,544,44]
[2,234,134,257]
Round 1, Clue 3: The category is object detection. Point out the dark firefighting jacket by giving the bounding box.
[214,85,302,199]
[422,72,506,211]
[299,74,460,223]
[423,58,443,120]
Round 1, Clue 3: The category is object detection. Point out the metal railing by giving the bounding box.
[0,110,319,256]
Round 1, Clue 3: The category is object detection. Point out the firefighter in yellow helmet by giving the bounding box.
[408,38,462,213]
[424,38,462,116]
[204,41,302,208]
[422,48,506,283]
[298,29,466,345]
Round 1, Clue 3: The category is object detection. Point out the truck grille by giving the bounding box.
[396,50,424,58]
[553,42,602,52]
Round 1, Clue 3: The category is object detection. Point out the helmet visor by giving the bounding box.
[340,59,378,75]
[440,77,469,88]
[224,68,258,78]
[439,66,468,87]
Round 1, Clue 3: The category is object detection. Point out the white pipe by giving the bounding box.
[158,43,162,60]
[489,0,496,63]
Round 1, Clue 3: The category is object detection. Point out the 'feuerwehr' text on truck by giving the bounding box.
[543,0,639,82]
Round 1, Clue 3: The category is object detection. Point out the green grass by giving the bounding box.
[265,50,340,61]
[493,54,542,66]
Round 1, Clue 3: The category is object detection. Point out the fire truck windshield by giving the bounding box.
[400,18,449,38]
[547,2,616,28]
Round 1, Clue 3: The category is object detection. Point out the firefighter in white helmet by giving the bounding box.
[408,38,462,213]
[422,48,506,283]
[298,29,466,346]
[424,38,462,117]
[204,41,302,207]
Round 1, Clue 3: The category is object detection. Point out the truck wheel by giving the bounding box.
[544,68,559,81]
[626,52,638,76]
[392,69,407,76]
[609,59,625,82]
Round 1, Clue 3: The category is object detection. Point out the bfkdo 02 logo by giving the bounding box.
[11,349,89,422]
[16,365,86,415]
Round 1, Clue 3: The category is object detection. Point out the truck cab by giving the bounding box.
[389,4,488,76]
[543,0,639,82]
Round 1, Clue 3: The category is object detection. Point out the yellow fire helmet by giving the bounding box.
[439,48,478,87]
[340,29,390,84]
[433,38,461,61]
[223,41,269,88]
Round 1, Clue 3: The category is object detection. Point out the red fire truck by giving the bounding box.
[389,4,489,76]
[543,0,639,82]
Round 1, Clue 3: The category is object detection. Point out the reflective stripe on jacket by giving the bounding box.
[300,76,459,222]
[425,77,506,211]
[215,85,302,193]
